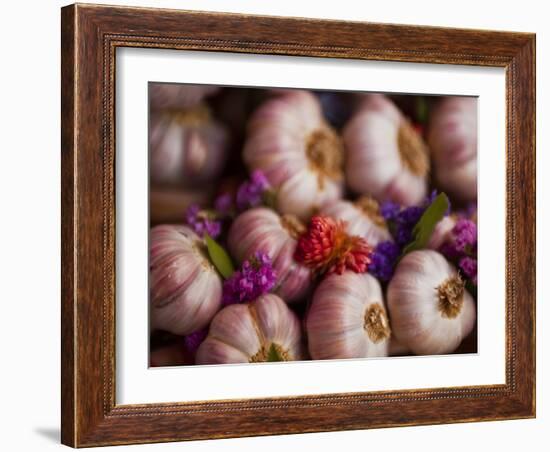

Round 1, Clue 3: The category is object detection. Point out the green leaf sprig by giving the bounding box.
[204,234,235,279]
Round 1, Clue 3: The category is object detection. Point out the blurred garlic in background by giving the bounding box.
[150,225,223,336]
[307,272,390,360]
[243,90,344,220]
[343,94,430,206]
[387,250,476,355]
[320,196,392,247]
[150,104,230,187]
[196,294,305,364]
[428,97,477,203]
[228,207,312,303]
[149,83,220,110]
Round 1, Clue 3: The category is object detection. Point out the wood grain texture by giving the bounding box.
[61,3,536,447]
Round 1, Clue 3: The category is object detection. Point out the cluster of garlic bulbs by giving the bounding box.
[149,85,478,366]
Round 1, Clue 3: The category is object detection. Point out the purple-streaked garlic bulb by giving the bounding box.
[228,207,311,303]
[150,83,219,110]
[428,97,477,202]
[196,294,305,364]
[427,215,457,250]
[320,196,391,246]
[387,250,476,355]
[307,272,391,360]
[343,94,430,206]
[243,90,344,220]
[150,225,222,335]
[150,104,229,187]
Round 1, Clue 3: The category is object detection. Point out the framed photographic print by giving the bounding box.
[61,3,536,447]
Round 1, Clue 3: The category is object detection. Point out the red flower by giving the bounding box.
[295,216,372,275]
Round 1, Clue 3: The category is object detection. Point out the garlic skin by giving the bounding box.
[150,105,229,187]
[428,97,477,202]
[196,294,305,364]
[150,225,222,336]
[243,90,344,220]
[307,272,391,360]
[150,84,219,110]
[427,215,457,250]
[228,207,312,303]
[387,250,476,355]
[343,94,429,206]
[320,196,391,246]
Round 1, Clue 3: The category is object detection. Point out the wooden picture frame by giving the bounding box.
[61,3,535,447]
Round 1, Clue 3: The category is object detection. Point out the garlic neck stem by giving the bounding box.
[280,214,306,239]
[397,121,429,177]
[306,126,343,189]
[355,196,386,228]
[363,303,391,343]
[437,275,465,318]
[166,103,211,127]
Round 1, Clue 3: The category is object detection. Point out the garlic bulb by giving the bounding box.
[243,90,344,220]
[428,97,477,202]
[320,196,391,246]
[307,272,391,359]
[387,250,476,355]
[150,225,222,335]
[343,94,429,206]
[427,215,457,250]
[150,104,229,187]
[228,207,312,303]
[196,294,305,364]
[150,84,219,110]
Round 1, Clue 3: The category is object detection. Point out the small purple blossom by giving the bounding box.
[441,219,477,258]
[214,193,233,216]
[380,201,401,221]
[222,251,277,305]
[459,256,477,285]
[236,170,271,210]
[393,206,424,246]
[368,241,400,282]
[184,327,208,354]
[185,204,221,238]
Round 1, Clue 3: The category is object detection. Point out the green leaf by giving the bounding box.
[266,343,283,362]
[416,96,429,124]
[402,193,450,256]
[204,234,235,279]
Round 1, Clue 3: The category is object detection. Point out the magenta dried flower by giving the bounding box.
[368,241,401,282]
[185,204,222,238]
[441,219,477,258]
[184,327,209,355]
[222,251,277,305]
[236,170,271,210]
[459,256,477,284]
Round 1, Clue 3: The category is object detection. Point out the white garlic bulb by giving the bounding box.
[196,294,305,364]
[428,97,477,202]
[343,94,429,206]
[150,84,219,110]
[320,196,392,247]
[150,225,222,336]
[150,104,229,187]
[307,272,391,360]
[243,90,344,220]
[387,250,476,355]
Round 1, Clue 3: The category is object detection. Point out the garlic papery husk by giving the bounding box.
[387,250,476,355]
[243,90,344,220]
[428,97,477,202]
[150,104,229,187]
[343,94,429,206]
[319,196,391,247]
[227,207,312,303]
[307,272,390,360]
[196,294,305,364]
[150,225,222,335]
[427,215,457,250]
[150,84,219,110]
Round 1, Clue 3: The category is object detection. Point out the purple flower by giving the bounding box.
[184,327,208,354]
[459,256,477,284]
[214,193,234,216]
[441,219,477,258]
[222,251,277,305]
[380,201,401,221]
[185,204,222,238]
[393,206,423,246]
[236,170,271,210]
[368,241,400,282]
